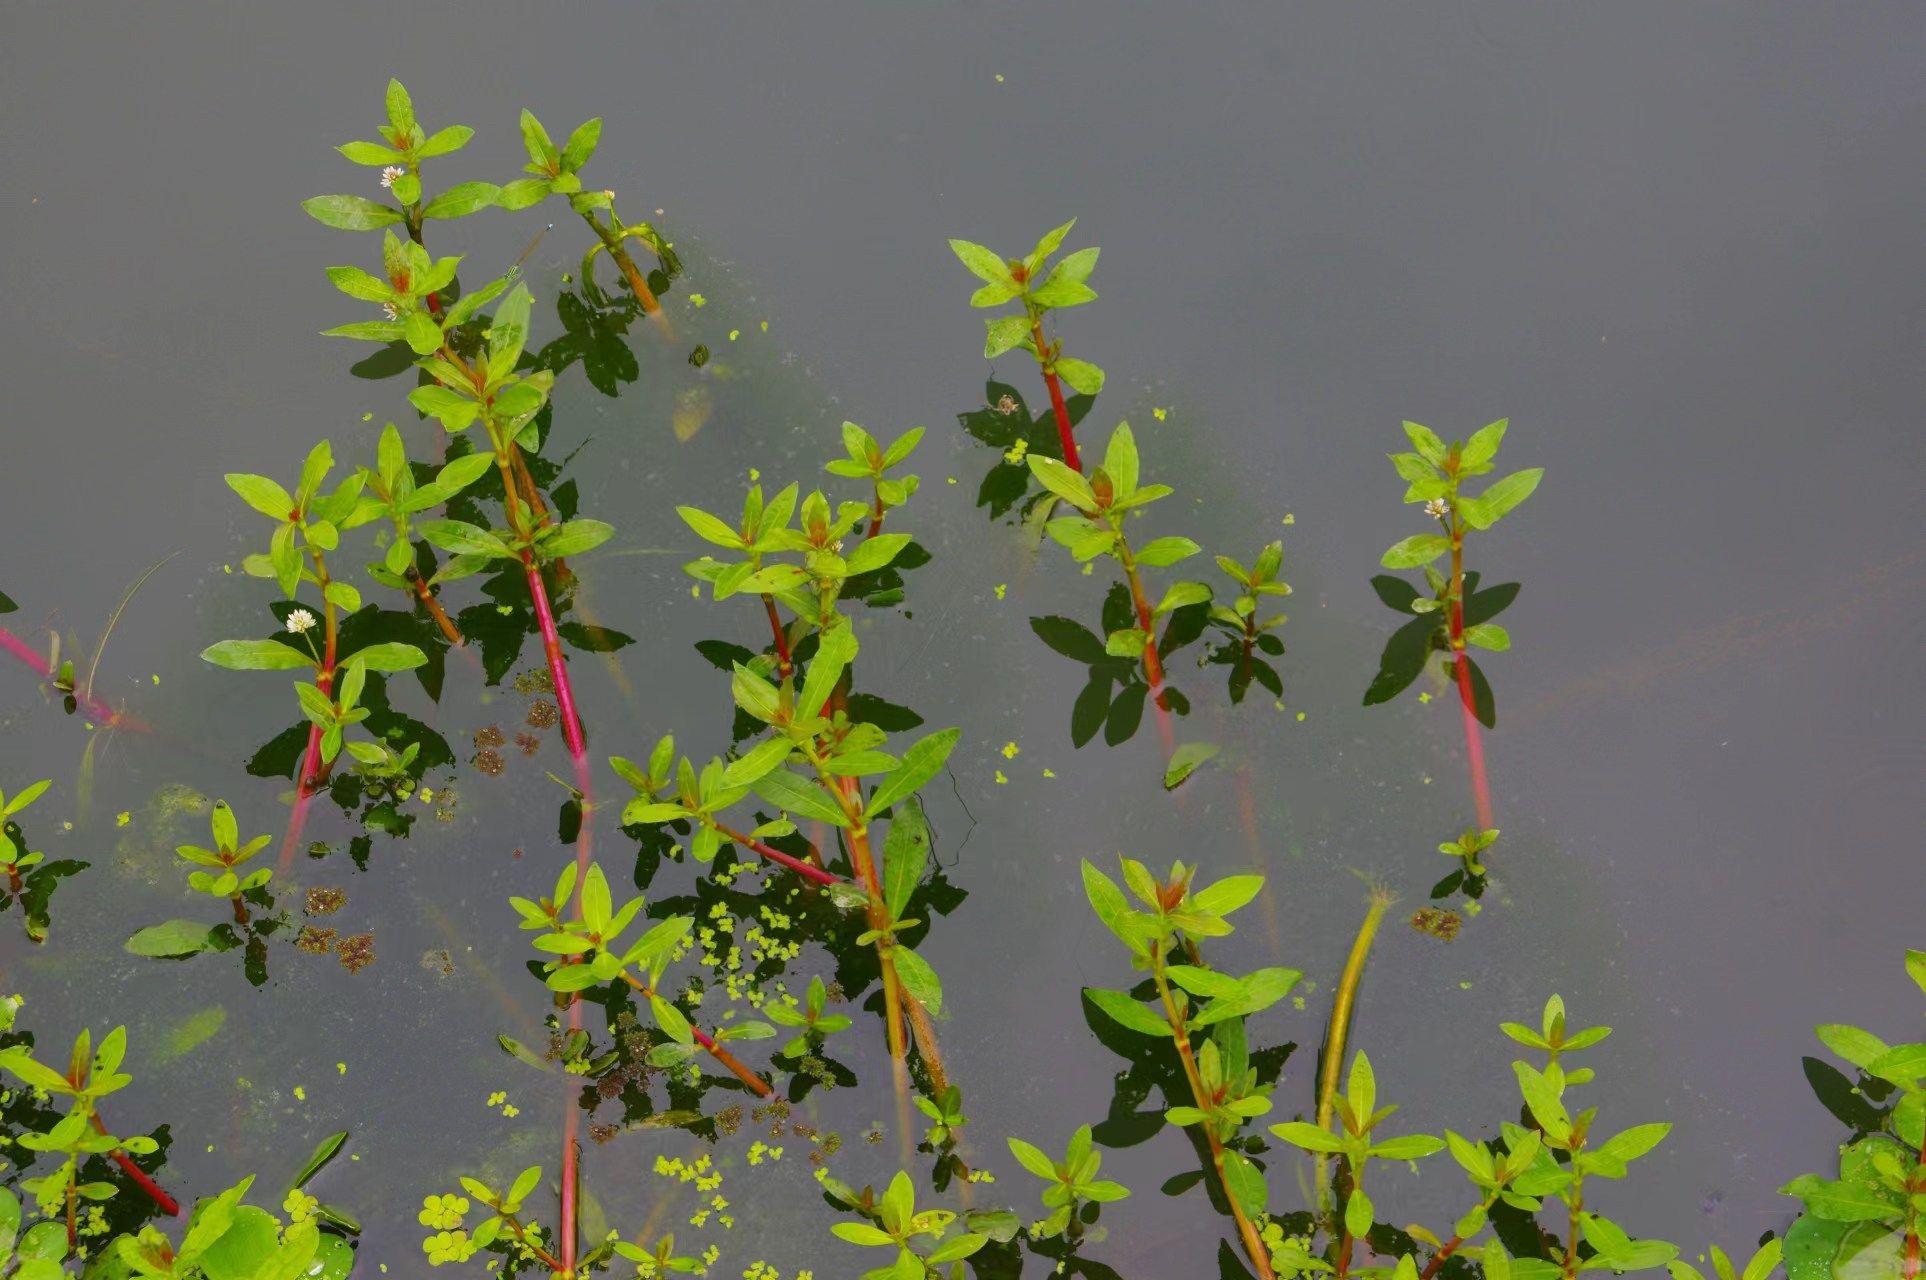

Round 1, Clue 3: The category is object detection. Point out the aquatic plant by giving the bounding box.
[0,1026,176,1242]
[1366,419,1541,830]
[1273,993,1675,1280]
[203,441,431,858]
[1006,1123,1131,1244]
[654,436,959,1095]
[514,860,775,1096]
[826,1169,991,1279]
[166,801,272,926]
[950,221,1106,470]
[1081,856,1296,1276]
[1029,422,1214,751]
[504,110,679,317]
[0,780,82,944]
[1780,949,1926,1280]
[1207,540,1292,706]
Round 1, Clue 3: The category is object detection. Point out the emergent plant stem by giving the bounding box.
[1150,953,1276,1280]
[1316,891,1392,1215]
[1447,520,1494,831]
[1028,314,1081,471]
[618,973,773,1096]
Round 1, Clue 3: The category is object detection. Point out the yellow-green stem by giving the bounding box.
[1316,889,1393,1215]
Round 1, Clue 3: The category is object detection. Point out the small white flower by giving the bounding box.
[1424,498,1451,520]
[380,165,405,189]
[381,302,400,320]
[286,609,318,635]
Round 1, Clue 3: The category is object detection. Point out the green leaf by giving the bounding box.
[882,797,931,921]
[984,315,1029,358]
[1084,988,1171,1037]
[1007,1137,1057,1181]
[1055,357,1105,396]
[750,770,849,827]
[1163,742,1220,791]
[1221,1149,1268,1220]
[1403,422,1447,465]
[1027,456,1097,512]
[1781,1175,1902,1222]
[1136,537,1200,567]
[678,505,745,550]
[561,117,602,171]
[1272,1121,1344,1153]
[892,946,942,1015]
[419,519,514,558]
[1464,623,1511,651]
[302,194,402,231]
[336,140,402,166]
[1370,1134,1446,1161]
[202,640,312,672]
[416,125,474,158]
[541,519,616,559]
[346,642,427,673]
[291,1132,348,1190]
[421,181,500,221]
[864,727,960,818]
[1467,469,1543,528]
[1381,534,1451,569]
[125,920,234,959]
[226,474,295,520]
[1463,419,1508,468]
[722,737,792,790]
[489,283,534,377]
[949,238,1014,287]
[1816,1024,1889,1070]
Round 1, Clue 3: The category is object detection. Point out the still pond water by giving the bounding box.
[2,4,1924,1276]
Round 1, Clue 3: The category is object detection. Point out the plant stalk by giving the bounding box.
[1447,528,1494,831]
[1150,956,1275,1279]
[1028,316,1081,470]
[410,573,464,645]
[711,821,844,887]
[761,595,794,681]
[1315,890,1392,1215]
[91,1114,179,1216]
[620,973,772,1096]
[277,554,339,873]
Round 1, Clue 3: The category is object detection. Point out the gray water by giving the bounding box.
[2,5,1923,1276]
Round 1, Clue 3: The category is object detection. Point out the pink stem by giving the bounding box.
[1451,648,1494,831]
[524,553,591,1278]
[0,625,149,731]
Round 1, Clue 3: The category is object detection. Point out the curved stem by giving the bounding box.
[1315,892,1391,1215]
[502,1214,566,1275]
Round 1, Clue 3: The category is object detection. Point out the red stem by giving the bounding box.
[276,620,336,874]
[1030,319,1081,470]
[92,1115,179,1216]
[1041,376,1080,469]
[761,595,793,681]
[1449,598,1494,831]
[523,554,592,1279]
[713,822,846,887]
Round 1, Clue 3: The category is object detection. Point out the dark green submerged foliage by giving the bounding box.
[0,80,1910,1280]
